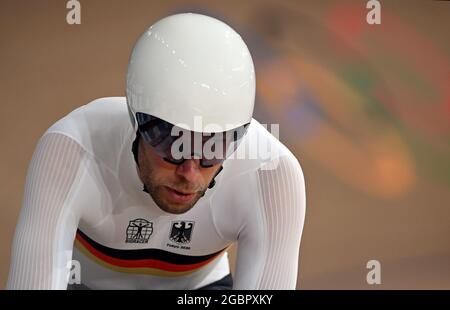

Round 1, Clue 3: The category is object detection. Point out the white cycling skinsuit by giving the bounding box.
[7,97,306,290]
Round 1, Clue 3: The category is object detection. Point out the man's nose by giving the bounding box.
[175,159,202,182]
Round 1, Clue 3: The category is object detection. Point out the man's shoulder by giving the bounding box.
[246,118,292,156]
[36,97,133,171]
[44,97,131,150]
[220,118,299,179]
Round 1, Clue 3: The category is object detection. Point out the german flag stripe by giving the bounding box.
[75,230,226,274]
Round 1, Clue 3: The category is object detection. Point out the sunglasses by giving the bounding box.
[136,113,249,168]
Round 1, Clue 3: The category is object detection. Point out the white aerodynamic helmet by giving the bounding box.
[126,13,256,133]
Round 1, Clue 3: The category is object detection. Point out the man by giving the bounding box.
[7,13,306,290]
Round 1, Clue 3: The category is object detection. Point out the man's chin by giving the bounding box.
[157,200,197,214]
[145,184,205,214]
[156,193,202,214]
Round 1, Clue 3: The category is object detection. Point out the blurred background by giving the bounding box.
[0,0,449,289]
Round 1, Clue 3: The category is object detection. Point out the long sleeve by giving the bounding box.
[233,154,306,289]
[7,133,86,289]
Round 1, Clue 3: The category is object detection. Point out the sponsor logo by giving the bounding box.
[126,218,153,243]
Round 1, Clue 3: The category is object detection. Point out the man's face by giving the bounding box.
[137,137,221,214]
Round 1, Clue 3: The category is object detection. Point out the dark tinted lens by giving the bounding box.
[136,112,249,166]
[136,113,175,147]
[200,158,225,168]
[163,157,186,165]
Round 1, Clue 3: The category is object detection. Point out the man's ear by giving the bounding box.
[132,131,150,194]
[132,131,141,167]
[208,165,223,189]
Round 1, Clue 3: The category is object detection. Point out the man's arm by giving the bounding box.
[7,133,86,289]
[233,154,306,289]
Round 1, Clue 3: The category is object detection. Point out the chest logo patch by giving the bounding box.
[126,218,153,243]
[169,221,195,244]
